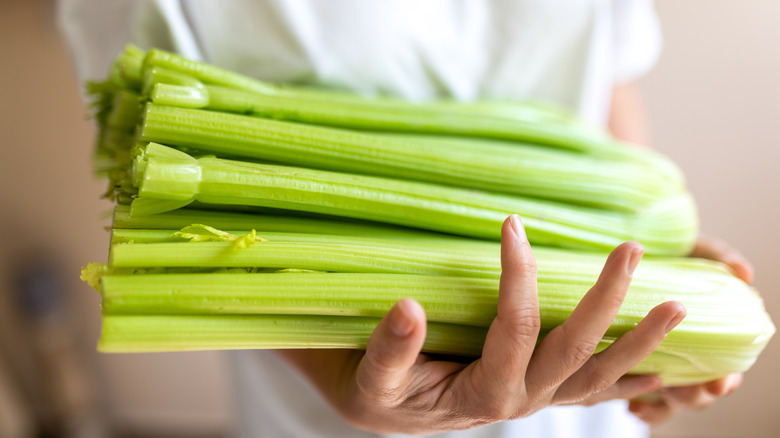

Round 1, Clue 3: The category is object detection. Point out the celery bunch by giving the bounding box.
[81,45,775,385]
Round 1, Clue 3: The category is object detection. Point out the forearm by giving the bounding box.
[608,83,651,146]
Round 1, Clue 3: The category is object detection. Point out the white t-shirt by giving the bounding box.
[58,1,661,436]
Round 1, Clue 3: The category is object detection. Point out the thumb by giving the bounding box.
[356,298,427,402]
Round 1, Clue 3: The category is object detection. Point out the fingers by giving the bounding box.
[526,241,643,394]
[704,373,743,397]
[476,215,540,394]
[629,373,743,425]
[691,235,754,283]
[663,373,742,409]
[573,375,663,407]
[356,298,427,404]
[553,301,686,403]
[628,399,674,425]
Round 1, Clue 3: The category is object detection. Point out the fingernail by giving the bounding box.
[627,245,644,276]
[665,310,687,334]
[390,299,417,338]
[509,214,527,243]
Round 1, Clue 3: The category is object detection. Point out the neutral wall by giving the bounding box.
[641,1,780,437]
[0,0,777,437]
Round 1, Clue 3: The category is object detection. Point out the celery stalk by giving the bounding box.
[100,273,499,326]
[129,143,698,256]
[98,314,488,356]
[140,49,624,156]
[108,239,501,278]
[138,103,682,211]
[111,205,454,241]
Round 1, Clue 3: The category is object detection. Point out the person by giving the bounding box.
[58,1,752,436]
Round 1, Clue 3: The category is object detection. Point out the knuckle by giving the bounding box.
[590,282,629,311]
[606,288,628,310]
[516,259,538,276]
[450,378,528,425]
[586,367,617,396]
[579,396,600,407]
[563,333,599,366]
[571,388,604,407]
[465,391,540,423]
[497,304,541,340]
[355,371,399,406]
[510,403,536,419]
[503,255,537,280]
[364,351,397,378]
[472,396,517,422]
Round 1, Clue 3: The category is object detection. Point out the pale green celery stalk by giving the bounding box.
[93,269,775,385]
[138,103,682,212]
[110,228,495,250]
[95,266,769,335]
[142,48,566,125]
[377,132,686,195]
[108,239,501,278]
[101,273,498,326]
[142,49,277,95]
[129,142,698,255]
[195,84,619,156]
[140,48,625,155]
[111,205,459,241]
[96,312,758,385]
[98,314,488,356]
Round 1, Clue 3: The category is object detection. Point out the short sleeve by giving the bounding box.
[57,0,138,85]
[56,0,203,87]
[611,0,663,84]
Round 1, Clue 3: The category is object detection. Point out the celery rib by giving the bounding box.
[140,103,682,212]
[130,143,698,256]
[98,314,488,356]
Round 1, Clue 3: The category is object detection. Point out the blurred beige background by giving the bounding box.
[0,0,777,437]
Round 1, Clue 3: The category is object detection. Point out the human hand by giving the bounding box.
[627,234,752,424]
[627,374,743,425]
[278,215,685,435]
[691,234,754,283]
